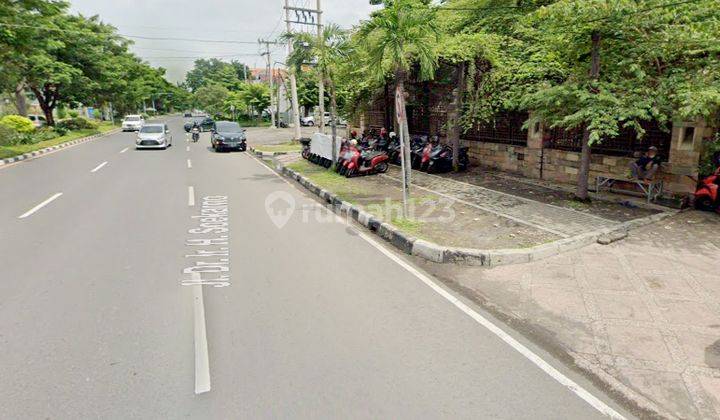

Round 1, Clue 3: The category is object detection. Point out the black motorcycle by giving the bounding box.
[426,145,470,173]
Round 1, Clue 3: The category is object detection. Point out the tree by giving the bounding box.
[286,24,351,164]
[239,83,271,124]
[359,0,439,215]
[185,58,248,92]
[194,84,230,117]
[521,0,720,200]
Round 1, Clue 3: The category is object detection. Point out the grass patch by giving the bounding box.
[391,217,425,237]
[564,199,590,210]
[0,122,117,160]
[254,141,301,153]
[287,159,368,201]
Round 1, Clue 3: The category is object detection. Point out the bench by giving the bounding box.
[595,175,664,203]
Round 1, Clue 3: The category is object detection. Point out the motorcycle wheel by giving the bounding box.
[695,196,715,211]
[375,162,389,174]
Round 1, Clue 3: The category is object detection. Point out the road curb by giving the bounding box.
[249,147,288,158]
[275,162,675,267]
[0,128,122,168]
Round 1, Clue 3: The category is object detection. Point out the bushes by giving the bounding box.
[700,134,720,177]
[56,117,99,131]
[0,115,35,133]
[0,125,22,146]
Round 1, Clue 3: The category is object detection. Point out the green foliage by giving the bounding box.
[0,115,34,133]
[56,117,99,131]
[68,110,79,118]
[193,84,229,117]
[699,133,720,177]
[0,124,21,146]
[185,59,249,92]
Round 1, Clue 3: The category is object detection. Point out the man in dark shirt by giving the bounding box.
[630,146,662,180]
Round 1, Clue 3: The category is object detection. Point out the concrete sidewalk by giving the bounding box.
[424,210,720,418]
[385,167,625,238]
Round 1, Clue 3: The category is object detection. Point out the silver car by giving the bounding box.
[122,115,145,131]
[135,124,173,150]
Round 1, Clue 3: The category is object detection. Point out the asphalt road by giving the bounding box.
[0,116,632,419]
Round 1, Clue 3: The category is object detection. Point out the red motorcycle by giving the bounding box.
[344,145,390,178]
[695,166,720,212]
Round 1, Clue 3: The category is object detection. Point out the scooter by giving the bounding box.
[426,145,470,173]
[191,127,200,143]
[344,146,390,177]
[300,138,312,160]
[695,166,720,212]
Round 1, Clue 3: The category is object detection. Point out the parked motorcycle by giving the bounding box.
[426,144,470,173]
[695,165,720,212]
[343,143,390,177]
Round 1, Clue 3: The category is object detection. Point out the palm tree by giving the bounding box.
[284,24,350,164]
[359,0,439,212]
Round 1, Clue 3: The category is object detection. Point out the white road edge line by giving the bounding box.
[192,273,211,395]
[188,186,195,207]
[18,193,63,219]
[187,159,192,169]
[90,161,108,173]
[245,153,626,419]
[120,147,129,154]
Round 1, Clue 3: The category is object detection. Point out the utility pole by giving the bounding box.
[284,0,322,139]
[285,0,301,141]
[316,0,324,134]
[259,39,281,128]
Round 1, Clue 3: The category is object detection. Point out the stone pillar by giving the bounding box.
[666,119,707,196]
[525,117,543,178]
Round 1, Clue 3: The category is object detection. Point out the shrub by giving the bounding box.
[56,117,99,131]
[0,115,35,133]
[0,124,22,146]
[68,110,79,118]
[57,106,68,119]
[699,133,720,177]
[30,128,60,143]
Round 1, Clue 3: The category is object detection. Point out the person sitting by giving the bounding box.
[630,146,662,180]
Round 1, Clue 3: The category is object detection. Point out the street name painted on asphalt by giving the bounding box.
[182,195,231,288]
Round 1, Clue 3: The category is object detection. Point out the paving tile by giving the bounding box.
[697,375,720,418]
[605,325,674,363]
[655,297,720,328]
[675,330,720,368]
[637,273,699,298]
[530,285,590,322]
[619,368,700,419]
[592,293,654,322]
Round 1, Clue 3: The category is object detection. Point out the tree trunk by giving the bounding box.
[30,84,58,126]
[576,31,601,201]
[447,62,467,171]
[14,81,27,117]
[326,78,339,165]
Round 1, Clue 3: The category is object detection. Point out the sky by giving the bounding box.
[68,0,378,83]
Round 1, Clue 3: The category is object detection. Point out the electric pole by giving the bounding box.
[316,0,324,134]
[284,0,323,139]
[259,39,281,128]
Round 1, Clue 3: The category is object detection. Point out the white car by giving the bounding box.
[122,115,145,131]
[301,112,347,127]
[135,123,172,150]
[28,115,47,128]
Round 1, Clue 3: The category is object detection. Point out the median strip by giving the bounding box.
[18,193,63,219]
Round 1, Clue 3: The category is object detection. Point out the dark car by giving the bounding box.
[183,112,192,118]
[211,121,247,152]
[184,117,214,133]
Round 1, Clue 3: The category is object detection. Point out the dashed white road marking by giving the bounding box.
[188,186,195,207]
[186,146,190,152]
[18,193,63,219]
[192,273,211,395]
[120,147,129,154]
[187,159,192,169]
[90,161,108,173]
[245,152,626,419]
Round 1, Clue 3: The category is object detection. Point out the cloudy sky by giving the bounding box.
[68,0,378,82]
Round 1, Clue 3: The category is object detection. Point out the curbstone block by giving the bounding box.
[411,240,446,263]
[487,249,532,266]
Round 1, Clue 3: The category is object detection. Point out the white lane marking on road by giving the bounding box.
[120,147,129,154]
[188,186,196,207]
[90,161,108,173]
[187,159,192,169]
[186,146,190,152]
[245,153,626,419]
[18,193,63,219]
[192,273,211,395]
